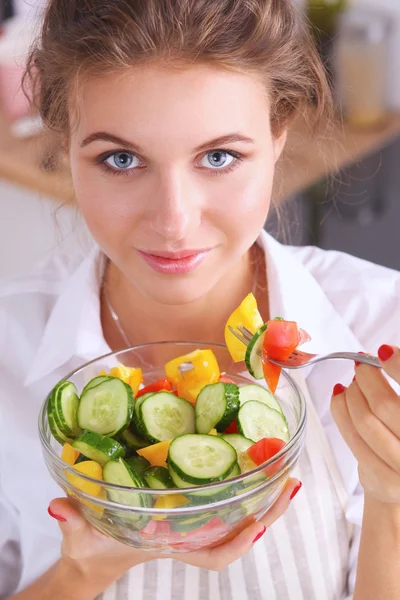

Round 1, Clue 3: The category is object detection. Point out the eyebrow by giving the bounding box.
[80,132,254,153]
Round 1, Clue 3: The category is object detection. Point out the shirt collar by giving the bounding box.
[25,232,365,386]
[25,246,110,386]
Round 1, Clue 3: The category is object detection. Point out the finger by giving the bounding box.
[179,477,301,570]
[49,497,91,534]
[355,355,400,439]
[378,345,400,385]
[345,380,400,475]
[331,385,400,488]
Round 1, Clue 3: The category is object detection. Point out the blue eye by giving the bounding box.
[200,150,235,169]
[105,152,140,170]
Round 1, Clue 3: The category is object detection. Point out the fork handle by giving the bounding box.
[329,352,381,368]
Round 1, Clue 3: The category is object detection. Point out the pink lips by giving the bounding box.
[138,249,211,274]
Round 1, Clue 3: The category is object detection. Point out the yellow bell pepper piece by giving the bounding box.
[67,461,103,497]
[224,293,264,362]
[137,440,172,467]
[128,368,143,397]
[61,442,80,466]
[152,494,189,520]
[102,364,143,396]
[165,349,220,386]
[166,349,220,404]
[176,381,205,405]
[109,363,133,382]
[208,429,218,436]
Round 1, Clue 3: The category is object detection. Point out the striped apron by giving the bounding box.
[98,373,353,600]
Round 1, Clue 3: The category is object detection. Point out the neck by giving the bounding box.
[101,244,269,350]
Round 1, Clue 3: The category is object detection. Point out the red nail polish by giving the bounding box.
[378,345,394,362]
[252,526,266,544]
[355,352,366,367]
[290,481,302,501]
[48,506,67,522]
[333,383,345,397]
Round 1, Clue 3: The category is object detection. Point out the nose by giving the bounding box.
[148,168,200,241]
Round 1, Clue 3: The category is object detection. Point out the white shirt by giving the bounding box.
[1,230,400,599]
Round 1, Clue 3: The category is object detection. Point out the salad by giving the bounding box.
[47,293,307,513]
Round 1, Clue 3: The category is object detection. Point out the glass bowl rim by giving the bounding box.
[38,341,306,501]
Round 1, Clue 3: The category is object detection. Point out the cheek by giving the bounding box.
[211,163,273,237]
[71,160,141,240]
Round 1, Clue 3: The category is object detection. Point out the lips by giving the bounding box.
[138,249,211,275]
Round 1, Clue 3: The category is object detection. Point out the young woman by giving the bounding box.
[1,1,399,599]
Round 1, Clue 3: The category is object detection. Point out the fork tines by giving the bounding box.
[227,325,249,347]
[237,326,254,342]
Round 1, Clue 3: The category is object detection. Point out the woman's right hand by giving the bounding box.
[47,476,301,598]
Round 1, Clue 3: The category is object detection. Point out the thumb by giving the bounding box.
[48,497,90,534]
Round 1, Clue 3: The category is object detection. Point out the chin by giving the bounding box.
[136,276,217,306]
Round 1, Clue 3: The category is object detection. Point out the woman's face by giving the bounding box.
[69,65,286,305]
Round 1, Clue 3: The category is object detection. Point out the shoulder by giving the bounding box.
[0,250,85,370]
[289,245,400,348]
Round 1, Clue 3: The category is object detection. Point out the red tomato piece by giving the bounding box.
[224,419,239,434]
[219,374,235,384]
[140,519,173,541]
[247,437,286,477]
[136,378,173,398]
[263,320,299,362]
[261,348,281,393]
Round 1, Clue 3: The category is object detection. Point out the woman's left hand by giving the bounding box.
[331,345,400,505]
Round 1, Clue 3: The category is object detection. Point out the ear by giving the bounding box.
[273,129,287,164]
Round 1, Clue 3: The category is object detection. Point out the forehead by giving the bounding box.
[72,65,272,147]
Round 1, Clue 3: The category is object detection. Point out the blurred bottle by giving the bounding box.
[307,0,347,39]
[335,9,391,129]
[306,0,347,86]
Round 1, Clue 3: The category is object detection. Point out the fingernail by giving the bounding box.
[378,345,394,362]
[252,526,266,544]
[355,352,366,367]
[48,506,67,522]
[333,383,345,397]
[290,481,302,501]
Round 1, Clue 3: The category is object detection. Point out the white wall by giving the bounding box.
[0,182,91,278]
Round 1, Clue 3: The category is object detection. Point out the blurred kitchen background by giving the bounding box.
[0,0,399,278]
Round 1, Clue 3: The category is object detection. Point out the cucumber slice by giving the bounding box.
[138,392,195,443]
[72,430,125,467]
[238,384,283,414]
[77,378,134,436]
[81,375,113,394]
[237,401,290,443]
[102,458,152,508]
[168,462,238,501]
[168,434,237,485]
[52,381,81,437]
[125,455,151,476]
[144,466,174,489]
[171,513,214,533]
[134,392,156,417]
[221,434,254,455]
[245,324,267,379]
[131,392,157,437]
[195,383,240,434]
[117,428,148,451]
[47,407,72,445]
[225,462,241,479]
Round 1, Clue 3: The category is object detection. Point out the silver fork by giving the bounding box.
[228,325,380,369]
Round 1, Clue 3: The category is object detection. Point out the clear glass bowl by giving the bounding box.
[39,342,306,554]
